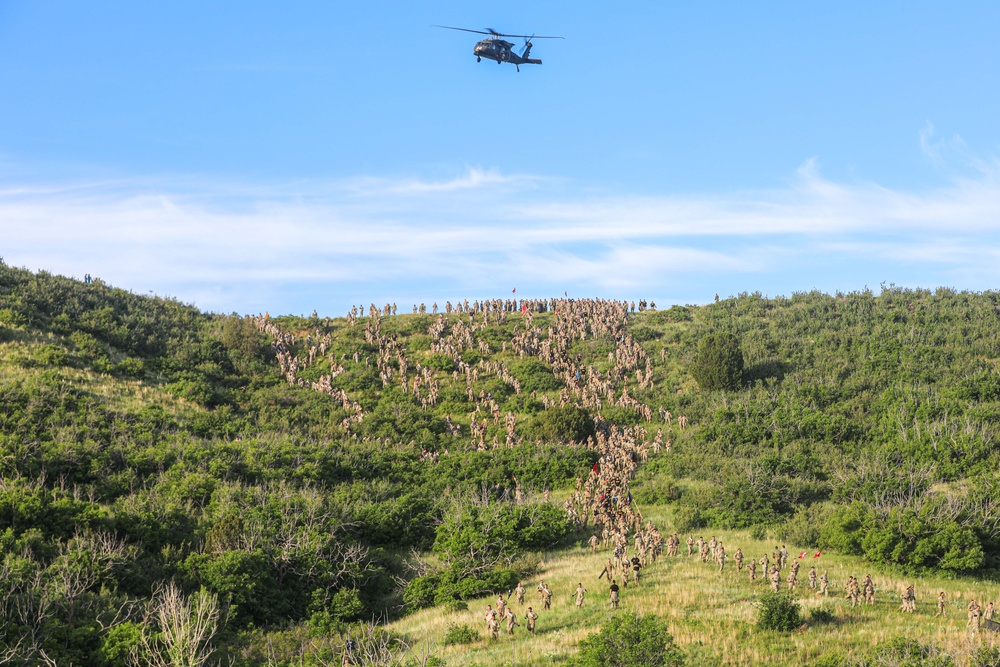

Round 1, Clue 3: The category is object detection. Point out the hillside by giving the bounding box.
[1,263,999,666]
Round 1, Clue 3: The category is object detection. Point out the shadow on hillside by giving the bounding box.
[744,359,791,385]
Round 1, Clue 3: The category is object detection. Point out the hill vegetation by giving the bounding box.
[1,262,999,666]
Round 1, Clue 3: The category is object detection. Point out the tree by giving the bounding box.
[690,333,744,391]
[134,582,222,667]
[575,614,684,667]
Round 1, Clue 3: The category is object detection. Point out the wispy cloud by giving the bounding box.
[2,161,1000,314]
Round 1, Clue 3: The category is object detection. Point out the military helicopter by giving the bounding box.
[434,26,563,71]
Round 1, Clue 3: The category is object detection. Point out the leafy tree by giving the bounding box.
[690,332,744,391]
[575,614,685,667]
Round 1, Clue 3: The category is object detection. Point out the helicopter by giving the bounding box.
[434,26,563,71]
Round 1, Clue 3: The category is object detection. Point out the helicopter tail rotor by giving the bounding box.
[522,35,534,59]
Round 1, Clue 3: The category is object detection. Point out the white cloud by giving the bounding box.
[2,162,1000,314]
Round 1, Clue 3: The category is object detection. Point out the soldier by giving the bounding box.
[505,606,518,636]
[525,607,538,633]
[687,534,695,556]
[900,585,915,613]
[709,535,718,559]
[935,591,947,617]
[588,534,600,553]
[749,558,757,582]
[779,545,789,570]
[734,547,744,571]
[485,605,499,640]
[968,599,981,634]
[631,555,643,583]
[717,544,726,573]
[761,553,770,575]
[515,581,526,605]
[769,566,782,592]
[862,575,874,605]
[787,561,799,590]
[496,595,506,620]
[609,580,620,609]
[808,566,817,590]
[576,583,589,608]
[985,601,995,621]
[818,570,829,597]
[538,582,553,610]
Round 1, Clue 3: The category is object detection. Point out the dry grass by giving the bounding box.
[390,511,1000,666]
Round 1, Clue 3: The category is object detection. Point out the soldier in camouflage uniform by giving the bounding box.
[734,547,744,571]
[525,607,538,633]
[935,591,947,617]
[818,570,829,597]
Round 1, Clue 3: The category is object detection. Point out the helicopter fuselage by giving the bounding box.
[473,38,541,68]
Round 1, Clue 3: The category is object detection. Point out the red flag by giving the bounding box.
[798,552,807,559]
[512,287,516,293]
[813,550,822,558]
[521,304,528,314]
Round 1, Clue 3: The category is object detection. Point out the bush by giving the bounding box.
[443,623,479,646]
[530,405,595,443]
[756,592,801,632]
[33,343,69,367]
[425,352,455,372]
[672,504,705,532]
[575,614,685,667]
[690,333,744,391]
[115,357,145,378]
[969,645,1000,667]
[863,638,954,667]
[509,358,562,393]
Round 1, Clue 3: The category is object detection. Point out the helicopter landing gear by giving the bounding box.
[477,56,481,62]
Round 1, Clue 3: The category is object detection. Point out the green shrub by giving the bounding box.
[443,623,479,646]
[632,476,680,505]
[403,574,439,610]
[0,307,27,326]
[509,358,562,393]
[673,504,705,532]
[115,357,145,378]
[756,592,801,632]
[690,333,743,391]
[749,524,768,541]
[33,343,69,367]
[969,645,1000,667]
[97,621,142,667]
[575,614,685,667]
[863,637,954,667]
[425,352,456,372]
[530,405,595,443]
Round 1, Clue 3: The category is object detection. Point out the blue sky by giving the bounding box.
[2,2,999,315]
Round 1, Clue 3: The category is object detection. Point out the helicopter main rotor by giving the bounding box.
[432,25,564,40]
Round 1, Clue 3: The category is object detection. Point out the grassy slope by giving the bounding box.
[392,507,999,666]
[5,266,1000,665]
